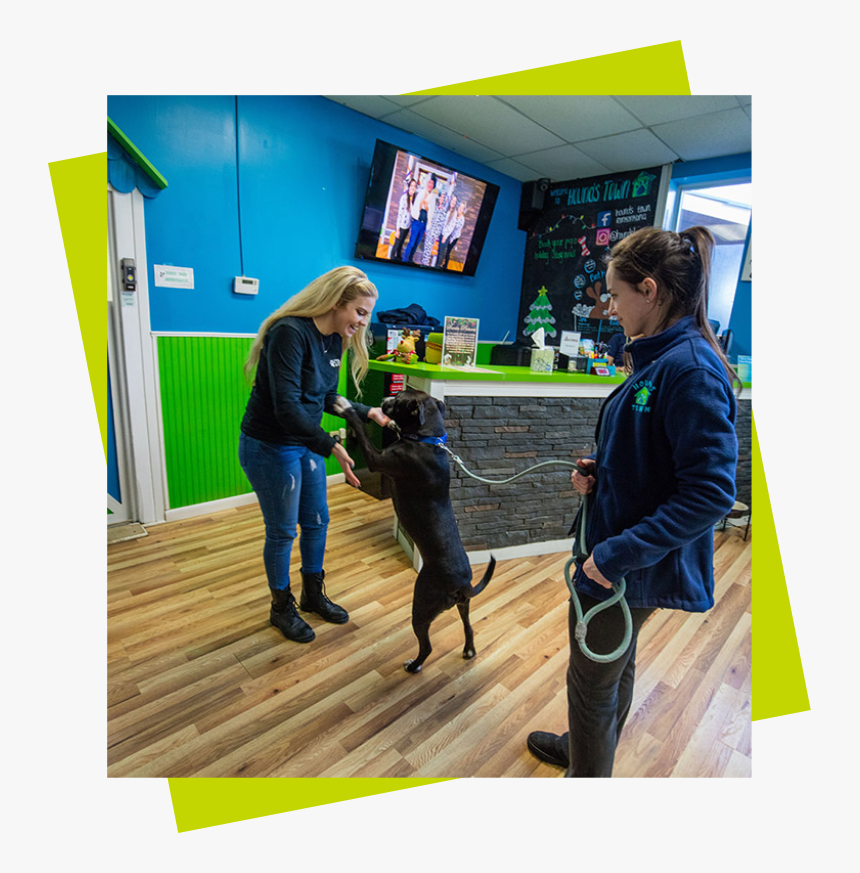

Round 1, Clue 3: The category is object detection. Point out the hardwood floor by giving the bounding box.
[107,485,751,778]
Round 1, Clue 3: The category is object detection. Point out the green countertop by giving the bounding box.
[367,359,751,390]
[367,359,627,384]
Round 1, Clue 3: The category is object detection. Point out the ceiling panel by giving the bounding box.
[653,108,752,161]
[498,95,643,142]
[513,144,611,181]
[614,95,743,125]
[409,96,566,155]
[324,95,403,119]
[575,128,679,172]
[322,95,751,184]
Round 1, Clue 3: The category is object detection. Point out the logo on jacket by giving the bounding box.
[631,379,656,413]
[330,358,341,368]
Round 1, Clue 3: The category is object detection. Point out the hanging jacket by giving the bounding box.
[572,315,738,612]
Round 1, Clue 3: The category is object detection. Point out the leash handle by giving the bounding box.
[565,558,632,663]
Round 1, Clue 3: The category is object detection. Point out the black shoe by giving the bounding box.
[299,570,349,624]
[270,588,315,643]
[527,731,570,768]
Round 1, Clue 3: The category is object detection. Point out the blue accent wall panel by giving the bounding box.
[106,95,526,342]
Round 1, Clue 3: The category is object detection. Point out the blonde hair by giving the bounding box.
[245,266,378,394]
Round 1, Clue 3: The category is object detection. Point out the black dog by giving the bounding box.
[335,389,495,673]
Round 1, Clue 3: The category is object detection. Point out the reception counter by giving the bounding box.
[356,360,752,567]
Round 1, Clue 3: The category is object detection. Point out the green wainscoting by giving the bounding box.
[157,336,347,511]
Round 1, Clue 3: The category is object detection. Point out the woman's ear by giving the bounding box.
[640,277,658,302]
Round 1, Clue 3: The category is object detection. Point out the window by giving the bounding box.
[670,181,752,335]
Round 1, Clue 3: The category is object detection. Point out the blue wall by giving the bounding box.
[106,95,526,341]
[668,152,752,360]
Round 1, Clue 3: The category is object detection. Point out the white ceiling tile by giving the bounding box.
[380,109,504,164]
[323,95,403,119]
[514,144,611,183]
[575,129,679,172]
[653,108,752,161]
[498,95,643,143]
[614,95,741,125]
[482,157,544,183]
[409,96,565,155]
[385,95,433,108]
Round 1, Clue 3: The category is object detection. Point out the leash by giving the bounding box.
[429,436,634,664]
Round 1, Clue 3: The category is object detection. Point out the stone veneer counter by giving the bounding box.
[366,360,751,566]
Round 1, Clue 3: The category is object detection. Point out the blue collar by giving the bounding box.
[402,432,448,447]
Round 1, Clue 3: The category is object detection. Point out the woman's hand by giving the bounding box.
[331,442,361,488]
[367,407,391,428]
[582,554,613,589]
[571,458,596,495]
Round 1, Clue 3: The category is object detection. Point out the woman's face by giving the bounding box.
[408,179,417,194]
[606,264,659,337]
[427,177,435,191]
[450,196,458,210]
[332,295,375,340]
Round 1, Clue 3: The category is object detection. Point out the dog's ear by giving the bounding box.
[436,399,446,418]
[409,398,425,426]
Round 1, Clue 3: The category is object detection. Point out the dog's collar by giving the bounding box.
[401,432,448,447]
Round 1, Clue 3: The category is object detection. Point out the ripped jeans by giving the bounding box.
[238,432,329,591]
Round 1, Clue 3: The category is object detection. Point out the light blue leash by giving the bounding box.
[438,444,634,663]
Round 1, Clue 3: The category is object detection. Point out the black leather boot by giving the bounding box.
[526,731,570,768]
[299,570,349,624]
[270,587,315,642]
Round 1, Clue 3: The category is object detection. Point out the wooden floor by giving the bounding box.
[107,485,751,778]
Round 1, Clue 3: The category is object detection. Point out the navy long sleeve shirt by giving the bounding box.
[241,316,370,456]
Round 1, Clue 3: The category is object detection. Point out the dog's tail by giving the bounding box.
[468,555,496,598]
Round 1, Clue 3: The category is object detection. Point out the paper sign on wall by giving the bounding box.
[154,265,195,289]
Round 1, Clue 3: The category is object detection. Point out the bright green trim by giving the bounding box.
[107,117,168,189]
[368,360,627,385]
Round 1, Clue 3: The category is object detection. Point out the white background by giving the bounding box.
[2,2,853,869]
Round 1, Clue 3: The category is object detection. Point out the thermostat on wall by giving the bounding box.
[233,276,259,295]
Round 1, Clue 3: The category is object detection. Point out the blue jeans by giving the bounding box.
[565,591,656,777]
[238,432,329,591]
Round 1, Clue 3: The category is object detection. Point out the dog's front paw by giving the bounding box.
[331,395,353,416]
[462,647,476,660]
[404,659,422,674]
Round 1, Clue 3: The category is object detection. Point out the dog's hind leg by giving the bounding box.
[457,601,476,660]
[404,617,433,673]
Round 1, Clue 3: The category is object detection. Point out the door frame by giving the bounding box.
[108,183,166,525]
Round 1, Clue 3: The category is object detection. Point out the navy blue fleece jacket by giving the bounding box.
[241,316,370,456]
[573,315,738,612]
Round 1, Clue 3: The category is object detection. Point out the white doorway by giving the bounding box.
[107,184,166,527]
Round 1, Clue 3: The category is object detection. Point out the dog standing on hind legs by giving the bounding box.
[334,389,495,673]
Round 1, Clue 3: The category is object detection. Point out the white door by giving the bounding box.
[107,185,166,526]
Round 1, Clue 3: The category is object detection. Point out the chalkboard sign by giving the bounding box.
[517,165,666,349]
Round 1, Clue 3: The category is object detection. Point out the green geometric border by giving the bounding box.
[51,41,807,834]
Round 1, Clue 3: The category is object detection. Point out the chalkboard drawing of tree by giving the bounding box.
[523,285,557,337]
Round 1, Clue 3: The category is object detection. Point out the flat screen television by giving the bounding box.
[354,139,500,277]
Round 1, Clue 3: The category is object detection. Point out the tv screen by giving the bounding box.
[355,139,500,277]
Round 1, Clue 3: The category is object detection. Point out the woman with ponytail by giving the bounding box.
[239,266,390,644]
[527,226,739,777]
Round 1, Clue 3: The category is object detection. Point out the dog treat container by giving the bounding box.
[425,332,444,365]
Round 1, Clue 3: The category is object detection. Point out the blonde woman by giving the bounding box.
[240,266,390,643]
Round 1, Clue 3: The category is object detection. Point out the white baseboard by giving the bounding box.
[466,537,574,565]
[162,473,346,522]
[164,491,259,522]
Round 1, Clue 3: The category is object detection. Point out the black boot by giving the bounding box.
[299,570,349,624]
[526,731,570,768]
[270,587,315,643]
